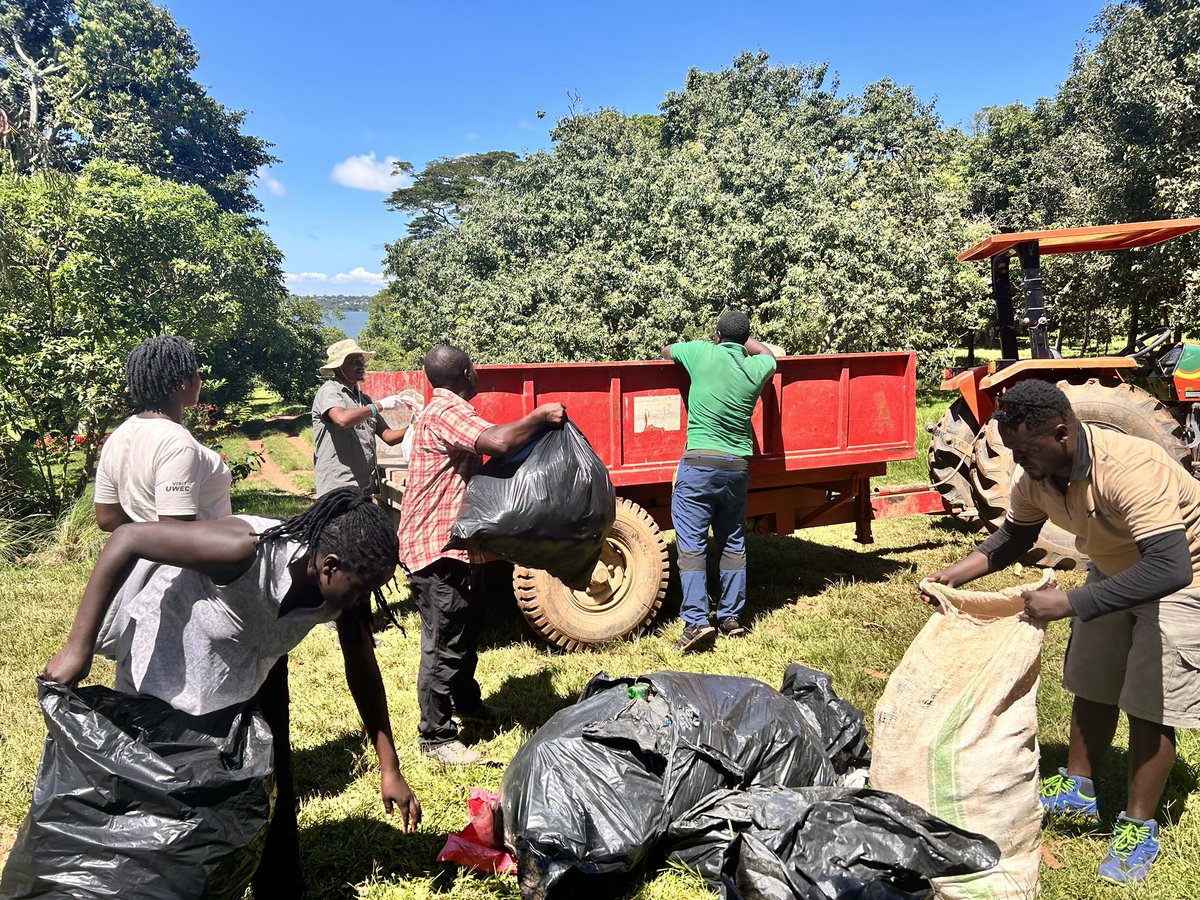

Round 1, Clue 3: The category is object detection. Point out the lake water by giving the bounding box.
[324,309,369,338]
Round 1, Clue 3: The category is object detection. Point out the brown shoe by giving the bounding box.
[422,739,482,765]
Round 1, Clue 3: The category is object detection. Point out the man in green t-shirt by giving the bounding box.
[662,309,777,652]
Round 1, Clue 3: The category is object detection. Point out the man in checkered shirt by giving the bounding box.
[399,344,565,764]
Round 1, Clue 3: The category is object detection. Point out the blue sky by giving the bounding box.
[162,0,1106,296]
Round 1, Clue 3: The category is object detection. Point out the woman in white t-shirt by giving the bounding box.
[94,336,232,531]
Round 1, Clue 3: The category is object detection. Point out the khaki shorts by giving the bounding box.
[1063,572,1200,728]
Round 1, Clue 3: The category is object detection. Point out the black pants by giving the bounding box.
[252,656,304,898]
[409,558,483,746]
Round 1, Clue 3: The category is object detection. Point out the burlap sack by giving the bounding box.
[870,570,1052,900]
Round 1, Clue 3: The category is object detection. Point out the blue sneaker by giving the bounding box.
[1098,813,1160,884]
[1039,767,1099,818]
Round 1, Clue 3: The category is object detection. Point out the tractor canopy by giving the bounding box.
[958,218,1200,262]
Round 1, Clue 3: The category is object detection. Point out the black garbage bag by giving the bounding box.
[780,663,871,777]
[0,680,274,900]
[501,670,842,899]
[446,419,616,590]
[666,786,1002,900]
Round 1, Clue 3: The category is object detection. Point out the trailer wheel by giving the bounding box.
[927,398,983,529]
[513,498,668,651]
[971,378,1188,569]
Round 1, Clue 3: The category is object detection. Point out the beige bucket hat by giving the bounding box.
[319,339,376,376]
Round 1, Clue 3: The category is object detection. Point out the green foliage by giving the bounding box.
[372,54,986,375]
[1053,0,1200,345]
[0,0,272,213]
[182,403,261,483]
[960,0,1200,352]
[0,160,303,515]
[386,150,520,240]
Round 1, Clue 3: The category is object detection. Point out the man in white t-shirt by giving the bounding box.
[94,337,231,530]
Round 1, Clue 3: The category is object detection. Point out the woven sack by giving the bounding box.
[870,570,1052,900]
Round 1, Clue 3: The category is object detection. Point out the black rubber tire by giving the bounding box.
[970,378,1188,569]
[513,497,668,651]
[927,398,983,529]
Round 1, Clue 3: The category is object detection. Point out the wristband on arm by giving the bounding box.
[368,402,379,416]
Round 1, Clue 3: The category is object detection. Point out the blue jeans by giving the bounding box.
[671,457,749,627]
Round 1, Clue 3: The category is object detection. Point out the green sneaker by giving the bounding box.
[1039,767,1099,819]
[1098,814,1160,884]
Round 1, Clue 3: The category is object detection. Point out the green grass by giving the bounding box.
[242,385,309,419]
[4,513,1200,898]
[291,472,316,495]
[230,480,311,519]
[881,388,954,487]
[218,433,255,459]
[263,433,312,473]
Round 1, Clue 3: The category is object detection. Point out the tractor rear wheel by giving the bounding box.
[927,398,983,529]
[513,498,668,651]
[970,378,1188,569]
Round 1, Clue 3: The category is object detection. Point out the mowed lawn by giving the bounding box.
[4,492,1200,899]
[4,389,1200,898]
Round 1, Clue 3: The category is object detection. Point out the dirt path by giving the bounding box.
[247,438,311,496]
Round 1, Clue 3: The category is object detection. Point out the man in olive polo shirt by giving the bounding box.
[924,378,1200,885]
[661,309,777,652]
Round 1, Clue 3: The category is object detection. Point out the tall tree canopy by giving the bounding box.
[368,53,987,372]
[961,0,1200,352]
[386,151,520,240]
[0,0,272,213]
[0,160,319,516]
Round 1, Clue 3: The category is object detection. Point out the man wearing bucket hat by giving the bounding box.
[312,339,413,497]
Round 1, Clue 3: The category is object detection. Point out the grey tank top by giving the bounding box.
[94,515,339,715]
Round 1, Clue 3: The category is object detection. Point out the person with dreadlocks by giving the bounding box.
[661,309,777,653]
[923,378,1200,885]
[94,335,232,530]
[44,487,421,896]
[400,344,565,765]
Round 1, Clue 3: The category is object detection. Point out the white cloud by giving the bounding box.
[255,166,286,198]
[285,267,389,294]
[330,152,411,193]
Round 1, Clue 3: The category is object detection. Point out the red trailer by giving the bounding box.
[365,352,942,650]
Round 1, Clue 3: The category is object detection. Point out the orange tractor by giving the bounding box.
[929,218,1200,567]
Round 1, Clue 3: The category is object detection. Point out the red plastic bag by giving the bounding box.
[436,788,517,875]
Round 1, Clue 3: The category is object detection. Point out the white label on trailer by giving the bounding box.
[633,395,681,433]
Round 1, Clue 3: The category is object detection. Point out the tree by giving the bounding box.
[1050,0,1200,347]
[0,160,314,516]
[386,151,520,240]
[0,0,272,213]
[370,54,984,375]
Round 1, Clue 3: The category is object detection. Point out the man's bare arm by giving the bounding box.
[744,338,775,357]
[475,403,566,456]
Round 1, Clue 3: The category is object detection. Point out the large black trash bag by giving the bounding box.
[0,680,274,900]
[501,670,840,899]
[446,419,616,590]
[666,786,1002,900]
[780,664,871,777]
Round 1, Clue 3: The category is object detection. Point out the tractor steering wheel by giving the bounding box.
[1126,326,1174,361]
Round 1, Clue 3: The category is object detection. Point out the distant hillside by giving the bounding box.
[291,294,373,313]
